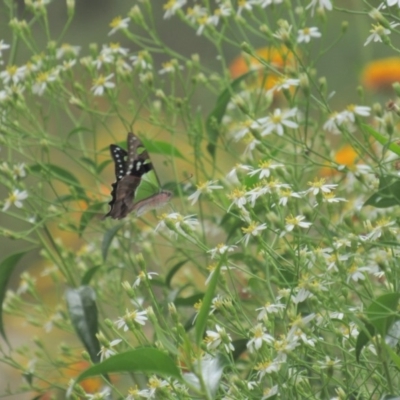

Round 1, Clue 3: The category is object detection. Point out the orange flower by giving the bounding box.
[65,361,103,393]
[320,145,359,177]
[362,57,400,91]
[229,46,296,90]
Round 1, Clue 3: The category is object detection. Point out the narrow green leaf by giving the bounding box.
[101,223,124,261]
[363,124,400,156]
[81,266,101,286]
[140,138,186,160]
[195,262,222,344]
[78,203,104,236]
[0,252,28,342]
[184,313,197,332]
[366,293,400,337]
[54,195,77,204]
[364,175,400,208]
[206,70,255,159]
[355,321,375,362]
[97,159,112,173]
[74,348,181,383]
[65,286,101,363]
[166,260,188,288]
[80,157,97,171]
[174,293,204,307]
[30,163,86,199]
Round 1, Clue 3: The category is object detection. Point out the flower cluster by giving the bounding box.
[3,0,400,399]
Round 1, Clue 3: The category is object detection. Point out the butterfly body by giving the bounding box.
[105,133,172,219]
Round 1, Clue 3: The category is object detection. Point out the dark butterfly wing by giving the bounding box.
[110,145,128,181]
[105,133,156,219]
[126,132,153,179]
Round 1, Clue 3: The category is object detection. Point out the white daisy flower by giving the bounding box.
[188,180,223,205]
[108,16,130,36]
[91,73,115,96]
[252,108,298,136]
[285,215,312,232]
[163,0,187,19]
[306,0,332,15]
[297,27,322,43]
[3,189,28,211]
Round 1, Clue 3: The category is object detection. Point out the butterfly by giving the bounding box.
[104,132,172,219]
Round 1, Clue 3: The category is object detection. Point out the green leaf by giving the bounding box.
[140,138,186,160]
[366,293,400,337]
[174,293,204,307]
[81,266,101,286]
[54,194,77,204]
[65,286,101,363]
[101,223,124,261]
[195,262,222,344]
[78,203,104,236]
[97,159,112,173]
[30,163,86,199]
[206,70,256,160]
[80,157,97,171]
[71,348,181,389]
[363,124,400,156]
[355,321,375,362]
[364,175,400,208]
[0,252,28,342]
[165,260,188,288]
[243,172,260,189]
[184,313,197,332]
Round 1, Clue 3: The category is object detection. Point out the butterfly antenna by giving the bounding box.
[178,173,193,186]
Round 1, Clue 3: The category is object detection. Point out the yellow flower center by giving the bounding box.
[6,65,17,76]
[255,360,273,370]
[259,160,272,168]
[285,215,298,225]
[36,71,49,83]
[253,325,264,338]
[271,113,282,124]
[308,177,326,188]
[93,75,106,86]
[109,16,123,28]
[164,0,177,10]
[109,42,121,50]
[242,221,259,235]
[8,193,17,203]
[197,15,208,25]
[207,263,217,273]
[228,188,246,199]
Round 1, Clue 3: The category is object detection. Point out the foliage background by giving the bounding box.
[1,0,400,398]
